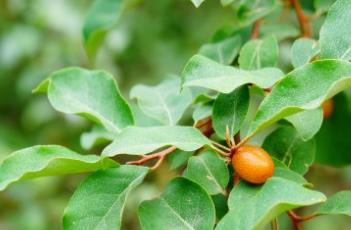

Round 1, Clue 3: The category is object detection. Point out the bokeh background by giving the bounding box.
[0,0,350,229]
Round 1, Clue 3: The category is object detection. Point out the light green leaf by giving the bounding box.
[291,38,319,68]
[221,0,235,6]
[34,67,134,135]
[235,0,277,26]
[320,0,351,60]
[316,191,351,216]
[248,59,351,138]
[199,35,241,65]
[262,126,315,174]
[63,165,148,229]
[192,102,213,122]
[239,35,279,70]
[285,108,323,141]
[212,85,249,139]
[80,125,115,150]
[167,150,193,170]
[130,75,192,125]
[139,177,216,230]
[217,177,326,230]
[182,55,284,94]
[190,0,205,8]
[83,0,125,59]
[0,145,116,191]
[260,23,299,41]
[273,167,309,186]
[184,150,229,195]
[102,126,211,157]
[314,0,335,14]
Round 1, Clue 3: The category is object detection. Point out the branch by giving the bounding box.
[287,210,316,230]
[289,0,311,37]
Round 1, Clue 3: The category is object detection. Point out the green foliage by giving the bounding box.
[291,38,319,68]
[316,191,351,216]
[138,177,216,230]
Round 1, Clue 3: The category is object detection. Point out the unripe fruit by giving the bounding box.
[232,145,274,184]
[322,99,334,119]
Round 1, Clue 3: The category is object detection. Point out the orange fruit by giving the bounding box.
[232,145,274,184]
[322,99,334,119]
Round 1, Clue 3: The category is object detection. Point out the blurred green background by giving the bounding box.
[0,0,350,229]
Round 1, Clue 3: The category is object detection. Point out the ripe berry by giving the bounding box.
[322,99,334,119]
[232,145,274,184]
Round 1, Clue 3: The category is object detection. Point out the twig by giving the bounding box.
[211,141,231,152]
[288,210,316,230]
[289,0,311,37]
[271,218,280,230]
[251,19,262,39]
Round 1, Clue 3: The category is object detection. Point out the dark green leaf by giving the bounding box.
[139,177,216,230]
[63,165,148,229]
[167,150,193,170]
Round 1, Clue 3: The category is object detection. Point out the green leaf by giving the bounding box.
[83,0,125,59]
[184,150,229,195]
[138,177,216,230]
[262,126,315,174]
[102,126,211,157]
[190,0,205,8]
[182,55,284,94]
[285,108,323,141]
[34,67,134,135]
[193,102,213,122]
[314,0,335,14]
[320,0,351,60]
[130,75,192,125]
[315,93,351,166]
[221,0,235,6]
[199,35,242,65]
[167,150,193,170]
[0,145,116,191]
[212,194,228,220]
[260,23,299,41]
[316,191,351,216]
[80,125,115,150]
[235,0,278,26]
[212,85,249,139]
[63,165,148,229]
[248,59,351,138]
[217,177,326,230]
[291,38,319,68]
[239,35,279,70]
[273,167,309,186]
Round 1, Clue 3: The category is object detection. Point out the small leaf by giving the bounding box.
[63,165,148,229]
[130,75,192,125]
[285,108,323,141]
[235,0,277,26]
[262,126,315,174]
[34,67,134,134]
[248,59,351,138]
[139,177,216,230]
[217,177,326,230]
[212,85,249,139]
[184,150,229,195]
[239,35,279,70]
[320,0,351,60]
[291,38,320,68]
[102,126,211,157]
[167,150,193,170]
[0,145,116,191]
[316,191,351,216]
[80,125,115,150]
[182,55,284,94]
[199,35,241,65]
[83,0,125,59]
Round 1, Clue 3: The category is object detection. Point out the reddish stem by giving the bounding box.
[289,0,311,37]
[251,19,262,39]
[288,210,317,230]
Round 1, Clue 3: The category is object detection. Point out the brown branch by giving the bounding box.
[288,210,317,230]
[251,19,262,39]
[289,0,311,37]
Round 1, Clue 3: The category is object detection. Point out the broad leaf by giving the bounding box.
[167,150,193,170]
[184,150,229,195]
[34,67,134,134]
[217,177,326,230]
[182,55,284,94]
[80,125,115,150]
[199,35,241,65]
[291,38,319,68]
[0,145,116,191]
[320,0,351,60]
[130,75,192,125]
[262,126,315,174]
[239,35,279,70]
[273,167,309,186]
[63,165,148,229]
[83,0,125,59]
[316,191,351,216]
[102,126,211,156]
[248,59,351,138]
[285,108,323,141]
[213,85,249,139]
[139,177,216,230]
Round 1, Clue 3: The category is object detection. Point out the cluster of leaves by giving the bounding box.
[1,0,351,229]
